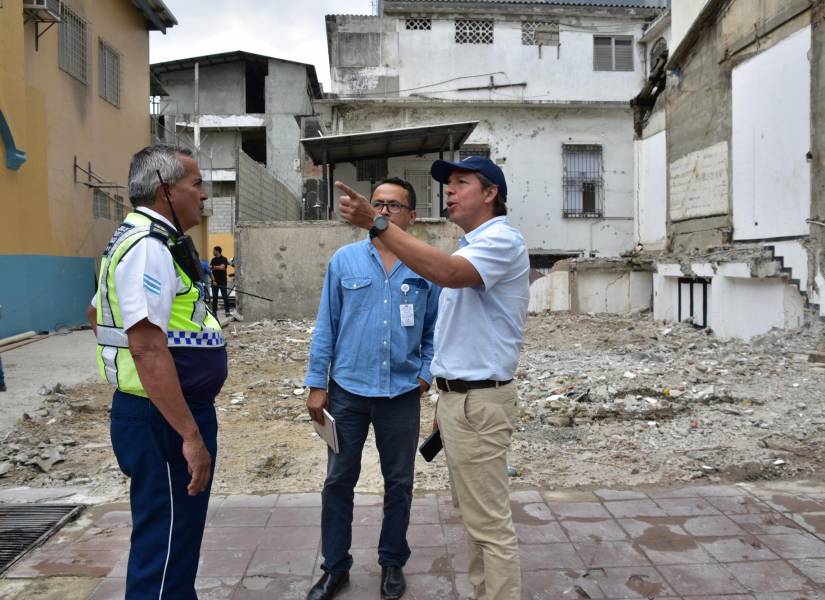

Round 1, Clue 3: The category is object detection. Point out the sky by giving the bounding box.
[150,0,375,91]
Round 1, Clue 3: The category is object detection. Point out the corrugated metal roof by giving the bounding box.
[385,0,668,7]
[301,121,478,165]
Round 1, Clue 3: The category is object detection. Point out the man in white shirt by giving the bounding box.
[337,156,529,600]
[88,145,227,598]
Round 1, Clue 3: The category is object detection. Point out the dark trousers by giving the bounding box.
[211,283,229,315]
[321,379,421,573]
[110,390,218,600]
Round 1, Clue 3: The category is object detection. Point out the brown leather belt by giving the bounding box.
[435,377,512,394]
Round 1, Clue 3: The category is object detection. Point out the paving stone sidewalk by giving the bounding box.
[2,481,825,599]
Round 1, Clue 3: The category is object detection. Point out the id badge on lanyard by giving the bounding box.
[400,283,414,327]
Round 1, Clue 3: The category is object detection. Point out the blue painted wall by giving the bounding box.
[0,255,96,338]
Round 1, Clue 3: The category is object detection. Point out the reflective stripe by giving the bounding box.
[99,226,153,328]
[96,326,129,348]
[101,346,119,386]
[167,330,225,347]
[158,462,173,600]
[99,326,225,349]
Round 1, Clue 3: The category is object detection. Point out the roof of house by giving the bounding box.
[385,0,669,7]
[130,0,178,33]
[151,51,322,98]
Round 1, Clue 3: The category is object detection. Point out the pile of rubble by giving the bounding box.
[1,312,824,496]
[510,314,825,487]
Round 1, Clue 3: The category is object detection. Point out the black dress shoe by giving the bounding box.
[381,566,406,599]
[307,571,349,600]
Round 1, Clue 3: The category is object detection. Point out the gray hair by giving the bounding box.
[128,144,194,207]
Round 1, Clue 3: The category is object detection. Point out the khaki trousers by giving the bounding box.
[437,383,520,600]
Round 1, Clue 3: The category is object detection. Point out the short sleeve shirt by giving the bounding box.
[429,217,530,381]
[92,207,179,333]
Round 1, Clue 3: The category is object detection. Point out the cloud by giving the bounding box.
[150,0,373,90]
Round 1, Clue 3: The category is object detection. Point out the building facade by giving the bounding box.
[320,0,667,263]
[641,0,823,340]
[0,0,177,338]
[151,51,322,259]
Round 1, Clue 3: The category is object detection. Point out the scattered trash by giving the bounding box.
[506,465,523,477]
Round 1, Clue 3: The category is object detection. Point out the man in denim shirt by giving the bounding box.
[304,177,440,600]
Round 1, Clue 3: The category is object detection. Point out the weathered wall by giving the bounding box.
[664,14,732,253]
[265,61,314,199]
[1,0,154,337]
[810,0,825,316]
[158,62,246,115]
[571,269,652,314]
[235,220,463,321]
[329,12,653,103]
[322,101,636,257]
[634,130,667,249]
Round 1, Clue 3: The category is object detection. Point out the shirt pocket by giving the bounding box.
[340,276,373,312]
[400,278,430,327]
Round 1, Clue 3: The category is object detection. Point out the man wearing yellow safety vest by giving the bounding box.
[87,145,227,599]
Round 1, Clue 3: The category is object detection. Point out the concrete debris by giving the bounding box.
[0,312,824,496]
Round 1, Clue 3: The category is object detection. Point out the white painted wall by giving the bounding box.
[653,272,678,322]
[732,25,811,240]
[710,276,803,340]
[670,0,709,54]
[395,19,646,103]
[575,270,652,314]
[655,265,806,340]
[771,240,809,293]
[635,131,667,249]
[328,103,636,256]
[528,269,571,313]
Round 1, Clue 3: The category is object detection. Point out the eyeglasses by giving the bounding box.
[371,201,410,214]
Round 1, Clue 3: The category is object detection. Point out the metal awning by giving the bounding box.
[301,121,478,166]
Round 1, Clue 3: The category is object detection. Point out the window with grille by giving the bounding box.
[93,189,111,219]
[459,144,490,160]
[405,18,431,31]
[522,22,558,47]
[562,145,604,218]
[113,194,125,221]
[59,4,88,84]
[356,158,388,182]
[99,40,121,107]
[593,36,634,71]
[455,19,493,44]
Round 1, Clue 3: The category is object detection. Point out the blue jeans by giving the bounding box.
[110,391,218,599]
[321,379,421,573]
[0,356,4,387]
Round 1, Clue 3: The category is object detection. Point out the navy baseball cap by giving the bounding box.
[430,156,507,201]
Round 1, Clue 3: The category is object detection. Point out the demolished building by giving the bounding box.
[633,0,824,340]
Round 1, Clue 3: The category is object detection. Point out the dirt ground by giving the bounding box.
[1,312,824,501]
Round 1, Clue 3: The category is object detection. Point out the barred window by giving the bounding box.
[594,36,634,71]
[113,194,125,221]
[405,18,431,31]
[562,145,604,218]
[99,40,121,107]
[459,144,490,160]
[58,4,88,84]
[93,189,111,219]
[356,158,388,182]
[455,19,493,44]
[522,22,558,46]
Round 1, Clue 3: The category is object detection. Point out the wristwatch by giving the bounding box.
[369,215,390,239]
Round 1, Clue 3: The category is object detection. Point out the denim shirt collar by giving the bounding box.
[459,216,508,248]
[366,238,401,278]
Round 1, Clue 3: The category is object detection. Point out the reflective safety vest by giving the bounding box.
[95,212,224,397]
